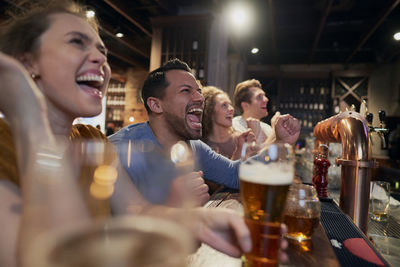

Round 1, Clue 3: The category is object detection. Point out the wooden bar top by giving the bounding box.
[187,192,339,267]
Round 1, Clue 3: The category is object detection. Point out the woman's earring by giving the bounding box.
[31,73,40,79]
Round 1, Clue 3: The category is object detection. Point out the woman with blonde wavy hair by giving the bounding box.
[202,86,255,160]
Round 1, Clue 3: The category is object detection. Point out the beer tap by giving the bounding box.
[366,110,389,149]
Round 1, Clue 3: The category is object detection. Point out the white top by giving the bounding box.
[232,115,273,144]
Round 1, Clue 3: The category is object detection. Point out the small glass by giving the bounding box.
[370,181,391,222]
[283,184,321,242]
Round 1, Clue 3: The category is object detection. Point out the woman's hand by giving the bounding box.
[191,208,252,257]
[246,117,267,143]
[0,52,46,120]
[232,130,256,160]
[190,208,289,262]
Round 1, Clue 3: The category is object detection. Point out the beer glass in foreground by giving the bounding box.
[240,143,294,267]
[26,216,194,267]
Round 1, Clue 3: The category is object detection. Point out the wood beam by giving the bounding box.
[309,0,334,63]
[110,71,128,83]
[99,26,149,59]
[345,0,400,63]
[267,0,278,64]
[103,0,152,38]
[108,49,142,67]
[153,0,177,14]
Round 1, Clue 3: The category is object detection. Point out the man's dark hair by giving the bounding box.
[141,58,191,114]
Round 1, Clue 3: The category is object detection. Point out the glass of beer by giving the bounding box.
[283,184,320,242]
[240,142,294,267]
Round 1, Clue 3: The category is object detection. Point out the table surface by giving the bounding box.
[187,192,340,267]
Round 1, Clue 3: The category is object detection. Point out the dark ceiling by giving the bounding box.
[1,0,400,73]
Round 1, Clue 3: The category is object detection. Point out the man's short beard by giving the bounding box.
[164,110,201,140]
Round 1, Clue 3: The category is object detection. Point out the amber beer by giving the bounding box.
[283,214,319,240]
[240,162,293,267]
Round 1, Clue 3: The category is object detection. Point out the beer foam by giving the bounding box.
[239,161,294,185]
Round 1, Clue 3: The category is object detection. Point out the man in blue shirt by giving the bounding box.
[110,59,300,205]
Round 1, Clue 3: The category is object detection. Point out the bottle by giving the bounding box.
[198,62,204,79]
[192,40,198,51]
[312,144,330,198]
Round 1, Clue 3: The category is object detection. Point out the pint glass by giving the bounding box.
[240,143,294,267]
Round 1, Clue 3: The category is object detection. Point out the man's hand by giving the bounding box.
[168,171,210,207]
[246,117,267,143]
[271,112,301,145]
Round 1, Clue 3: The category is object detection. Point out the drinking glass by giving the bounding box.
[370,181,391,222]
[283,184,320,242]
[24,139,196,267]
[26,215,194,267]
[240,142,295,267]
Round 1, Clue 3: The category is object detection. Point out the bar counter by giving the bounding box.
[187,190,389,267]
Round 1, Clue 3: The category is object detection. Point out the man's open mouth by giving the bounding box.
[186,107,203,130]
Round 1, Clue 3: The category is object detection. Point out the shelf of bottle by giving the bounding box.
[107,91,126,95]
[106,105,125,109]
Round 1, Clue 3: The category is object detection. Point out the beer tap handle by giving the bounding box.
[378,110,386,126]
[366,113,373,125]
[378,110,388,149]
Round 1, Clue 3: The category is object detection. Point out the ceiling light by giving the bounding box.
[225,2,253,34]
[251,47,259,54]
[86,10,95,19]
[116,32,124,38]
[394,32,400,41]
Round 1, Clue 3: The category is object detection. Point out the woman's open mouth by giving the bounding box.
[76,74,104,99]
